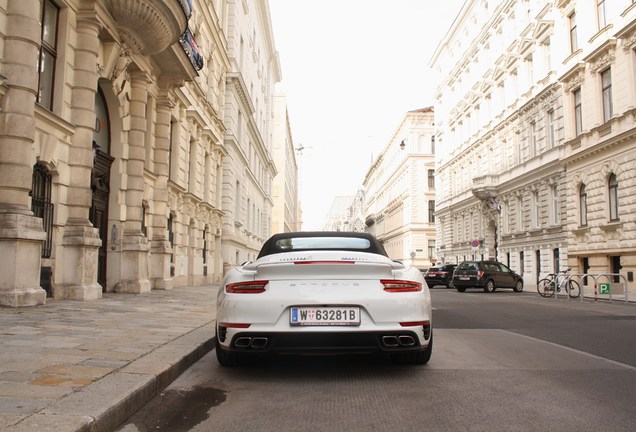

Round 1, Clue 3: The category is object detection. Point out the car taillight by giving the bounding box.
[477,270,484,278]
[381,280,422,292]
[226,280,268,293]
[400,320,429,327]
[219,323,251,328]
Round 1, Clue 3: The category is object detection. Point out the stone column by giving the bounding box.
[61,13,102,300]
[117,71,151,293]
[0,0,47,307]
[149,94,174,290]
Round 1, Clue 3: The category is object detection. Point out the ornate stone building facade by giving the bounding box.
[271,94,300,233]
[431,0,636,288]
[322,190,366,233]
[220,0,280,271]
[0,0,285,307]
[363,108,437,270]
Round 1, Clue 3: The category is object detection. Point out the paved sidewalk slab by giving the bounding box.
[0,285,218,432]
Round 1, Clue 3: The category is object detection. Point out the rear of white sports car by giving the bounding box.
[215,232,433,366]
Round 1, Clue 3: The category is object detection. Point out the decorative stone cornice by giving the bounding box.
[559,62,585,92]
[583,39,617,73]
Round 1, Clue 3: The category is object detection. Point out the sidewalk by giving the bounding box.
[0,285,218,432]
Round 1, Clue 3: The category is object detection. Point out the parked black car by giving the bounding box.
[452,260,523,293]
[424,264,457,288]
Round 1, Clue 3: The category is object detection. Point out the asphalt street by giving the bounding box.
[117,289,636,432]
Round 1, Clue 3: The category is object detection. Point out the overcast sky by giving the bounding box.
[269,0,465,230]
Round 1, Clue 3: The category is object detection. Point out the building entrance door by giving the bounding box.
[90,149,114,290]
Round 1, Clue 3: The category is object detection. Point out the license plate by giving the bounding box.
[290,306,360,326]
[459,276,470,280]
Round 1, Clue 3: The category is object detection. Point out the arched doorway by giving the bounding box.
[90,88,114,290]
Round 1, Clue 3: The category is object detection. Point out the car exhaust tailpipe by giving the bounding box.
[382,336,399,347]
[235,337,252,348]
[398,335,416,346]
[250,337,268,348]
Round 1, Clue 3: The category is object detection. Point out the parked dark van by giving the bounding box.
[452,260,523,293]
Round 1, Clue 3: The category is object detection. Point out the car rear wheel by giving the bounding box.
[215,335,249,367]
[391,334,432,365]
[513,280,523,292]
[484,279,496,293]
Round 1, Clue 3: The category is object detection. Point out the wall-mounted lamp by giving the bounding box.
[399,140,406,151]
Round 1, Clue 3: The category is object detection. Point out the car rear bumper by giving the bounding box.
[218,327,432,355]
[425,277,450,286]
[452,278,486,288]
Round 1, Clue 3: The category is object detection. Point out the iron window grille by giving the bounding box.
[31,163,54,258]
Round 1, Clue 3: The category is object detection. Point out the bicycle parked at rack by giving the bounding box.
[537,268,581,298]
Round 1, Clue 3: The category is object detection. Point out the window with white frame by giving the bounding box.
[37,0,59,110]
[574,88,583,136]
[597,0,607,29]
[608,173,619,221]
[542,38,551,73]
[503,201,510,233]
[428,200,435,223]
[532,191,540,228]
[529,121,537,158]
[548,109,556,148]
[428,169,435,188]
[601,68,613,122]
[551,185,559,225]
[525,54,534,88]
[516,196,523,231]
[428,240,435,258]
[579,183,588,226]
[569,11,578,53]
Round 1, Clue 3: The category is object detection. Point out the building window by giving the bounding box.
[569,11,578,53]
[532,191,540,228]
[608,173,619,221]
[579,184,588,226]
[430,135,436,154]
[428,169,435,188]
[542,38,551,72]
[141,203,147,237]
[601,68,613,122]
[31,163,54,258]
[551,185,559,225]
[525,54,533,87]
[548,110,556,148]
[168,214,175,276]
[428,200,435,223]
[574,88,582,136]
[529,121,537,157]
[428,240,435,259]
[516,196,523,231]
[597,0,607,29]
[37,0,59,110]
[202,226,207,265]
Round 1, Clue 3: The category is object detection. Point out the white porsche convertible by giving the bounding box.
[215,231,433,366]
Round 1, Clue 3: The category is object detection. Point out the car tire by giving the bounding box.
[484,279,496,293]
[391,333,433,365]
[215,335,248,367]
[456,286,466,292]
[513,280,523,292]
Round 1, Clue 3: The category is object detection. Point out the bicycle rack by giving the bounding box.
[552,273,630,303]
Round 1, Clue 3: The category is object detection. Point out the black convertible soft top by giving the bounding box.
[257,231,389,259]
